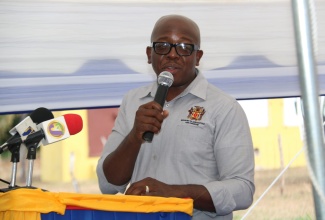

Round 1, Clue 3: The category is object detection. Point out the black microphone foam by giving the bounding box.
[30,107,54,124]
[142,71,174,142]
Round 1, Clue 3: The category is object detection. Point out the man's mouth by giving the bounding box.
[162,65,180,73]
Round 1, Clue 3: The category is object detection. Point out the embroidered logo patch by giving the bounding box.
[187,106,206,121]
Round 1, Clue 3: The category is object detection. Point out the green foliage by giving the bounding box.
[0,114,23,158]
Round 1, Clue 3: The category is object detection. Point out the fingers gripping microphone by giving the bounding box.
[143,71,174,142]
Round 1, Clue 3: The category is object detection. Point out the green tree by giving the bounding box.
[0,114,23,158]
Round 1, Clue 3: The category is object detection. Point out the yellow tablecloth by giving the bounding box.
[0,188,193,220]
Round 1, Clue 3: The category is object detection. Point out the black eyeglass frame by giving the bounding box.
[151,42,200,56]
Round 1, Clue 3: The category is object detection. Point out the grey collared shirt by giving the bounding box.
[97,70,255,220]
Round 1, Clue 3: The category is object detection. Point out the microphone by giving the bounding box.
[24,113,83,147]
[142,71,174,142]
[2,113,83,150]
[23,113,83,187]
[0,107,54,153]
[0,107,53,190]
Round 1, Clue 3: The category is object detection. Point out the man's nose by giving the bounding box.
[167,46,179,58]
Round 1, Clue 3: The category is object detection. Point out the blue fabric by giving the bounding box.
[41,210,191,220]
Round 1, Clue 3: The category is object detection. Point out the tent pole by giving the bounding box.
[291,0,325,218]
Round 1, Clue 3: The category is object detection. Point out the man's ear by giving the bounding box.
[195,50,204,66]
[146,46,152,64]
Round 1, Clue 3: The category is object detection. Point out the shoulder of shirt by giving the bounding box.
[205,82,244,117]
[123,82,155,99]
[196,70,235,102]
[207,83,236,101]
[200,73,238,107]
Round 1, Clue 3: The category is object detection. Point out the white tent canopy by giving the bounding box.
[0,0,324,114]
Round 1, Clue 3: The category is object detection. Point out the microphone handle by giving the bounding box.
[142,131,154,142]
[142,84,169,142]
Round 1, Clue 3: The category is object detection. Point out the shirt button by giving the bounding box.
[165,104,169,107]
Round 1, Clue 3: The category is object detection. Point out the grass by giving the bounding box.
[234,167,315,220]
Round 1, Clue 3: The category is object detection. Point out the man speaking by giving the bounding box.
[97,14,255,220]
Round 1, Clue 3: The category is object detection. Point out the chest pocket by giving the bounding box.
[173,121,215,166]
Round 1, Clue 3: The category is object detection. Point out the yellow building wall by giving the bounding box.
[251,99,306,170]
[40,109,98,182]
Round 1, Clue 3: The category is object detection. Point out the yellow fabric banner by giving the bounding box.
[0,188,193,220]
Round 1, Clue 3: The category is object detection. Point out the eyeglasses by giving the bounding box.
[151,42,199,56]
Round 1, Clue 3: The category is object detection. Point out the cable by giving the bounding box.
[0,178,19,187]
[241,147,304,220]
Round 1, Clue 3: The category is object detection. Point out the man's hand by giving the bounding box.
[131,101,169,142]
[125,177,216,212]
[102,101,168,186]
[125,177,178,197]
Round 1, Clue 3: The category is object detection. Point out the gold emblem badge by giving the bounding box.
[187,106,206,121]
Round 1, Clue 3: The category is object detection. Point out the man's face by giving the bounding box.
[146,18,203,88]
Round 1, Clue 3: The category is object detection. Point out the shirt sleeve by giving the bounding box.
[96,95,131,195]
[96,131,129,194]
[203,101,255,215]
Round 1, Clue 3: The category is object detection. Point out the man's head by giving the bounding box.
[146,15,203,88]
